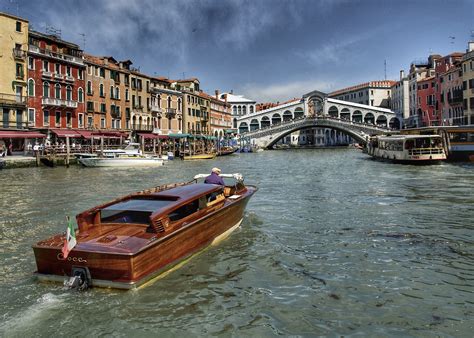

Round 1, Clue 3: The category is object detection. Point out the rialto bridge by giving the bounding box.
[237,90,401,148]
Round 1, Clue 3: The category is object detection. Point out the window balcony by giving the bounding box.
[42,71,53,79]
[65,75,75,82]
[1,119,29,129]
[13,48,27,60]
[42,97,78,108]
[165,108,176,118]
[0,93,26,106]
[150,104,162,113]
[53,73,63,80]
[28,45,84,66]
[132,124,153,131]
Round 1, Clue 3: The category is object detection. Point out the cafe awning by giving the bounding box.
[0,130,46,139]
[51,129,82,138]
[138,133,169,140]
[168,133,190,138]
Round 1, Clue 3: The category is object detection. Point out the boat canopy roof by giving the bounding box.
[151,183,222,200]
[376,134,442,141]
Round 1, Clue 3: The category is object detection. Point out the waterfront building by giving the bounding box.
[27,29,85,129]
[435,53,464,126]
[390,70,409,128]
[0,12,28,130]
[461,42,474,125]
[149,77,183,135]
[218,92,256,129]
[170,79,211,135]
[416,76,436,127]
[329,81,395,108]
[202,91,232,138]
[129,69,153,132]
[406,55,439,128]
[84,54,130,130]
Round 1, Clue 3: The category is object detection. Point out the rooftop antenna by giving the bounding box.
[384,59,387,80]
[471,30,474,41]
[449,36,455,45]
[45,25,61,39]
[78,33,86,51]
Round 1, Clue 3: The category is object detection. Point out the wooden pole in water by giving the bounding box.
[100,137,104,156]
[158,139,162,156]
[65,136,70,167]
[153,138,156,155]
[140,135,145,154]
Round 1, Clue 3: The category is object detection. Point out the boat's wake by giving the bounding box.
[0,292,68,334]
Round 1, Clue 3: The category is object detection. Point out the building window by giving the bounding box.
[28,79,35,96]
[101,103,106,113]
[87,116,93,127]
[66,66,71,77]
[43,82,50,98]
[168,96,171,108]
[125,89,129,101]
[16,63,24,79]
[55,63,61,74]
[28,108,35,126]
[66,112,72,126]
[99,84,104,97]
[28,57,34,70]
[55,84,61,99]
[115,87,120,99]
[78,88,83,103]
[100,68,105,78]
[16,21,21,32]
[55,111,61,126]
[78,113,84,128]
[110,85,114,98]
[43,110,49,126]
[101,118,106,128]
[87,81,92,95]
[66,86,72,101]
[43,60,49,72]
[178,98,182,111]
[78,69,83,80]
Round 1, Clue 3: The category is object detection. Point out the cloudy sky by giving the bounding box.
[2,0,474,102]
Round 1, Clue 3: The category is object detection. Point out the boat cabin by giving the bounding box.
[76,183,239,236]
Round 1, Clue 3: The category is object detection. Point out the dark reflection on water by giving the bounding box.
[1,149,473,336]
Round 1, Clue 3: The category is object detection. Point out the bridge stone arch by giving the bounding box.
[340,108,350,121]
[250,119,260,131]
[364,112,375,124]
[376,115,387,127]
[261,116,270,128]
[328,105,338,118]
[272,113,281,125]
[294,107,304,119]
[283,110,293,121]
[389,117,401,129]
[239,122,249,134]
[352,110,362,123]
[263,120,368,149]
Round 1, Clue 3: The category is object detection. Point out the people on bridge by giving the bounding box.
[204,167,225,186]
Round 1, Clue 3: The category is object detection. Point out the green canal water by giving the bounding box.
[0,149,473,336]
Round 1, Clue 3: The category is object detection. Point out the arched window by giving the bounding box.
[157,94,161,108]
[55,83,61,99]
[233,106,237,115]
[250,106,254,114]
[243,106,247,115]
[43,81,50,98]
[99,83,104,97]
[28,79,35,96]
[167,96,171,108]
[66,86,72,101]
[115,87,120,99]
[87,81,92,95]
[78,88,83,103]
[110,85,114,98]
[178,98,182,111]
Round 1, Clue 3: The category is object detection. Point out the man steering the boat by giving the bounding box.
[204,167,225,185]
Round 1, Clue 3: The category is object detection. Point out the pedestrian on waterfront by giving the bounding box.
[7,142,12,156]
[0,142,5,157]
[204,167,225,186]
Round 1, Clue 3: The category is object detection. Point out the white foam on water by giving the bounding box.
[0,292,67,335]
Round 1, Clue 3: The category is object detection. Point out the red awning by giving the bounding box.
[76,130,93,139]
[0,130,46,139]
[138,133,169,140]
[51,129,82,138]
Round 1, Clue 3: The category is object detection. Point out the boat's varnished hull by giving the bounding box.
[33,190,253,289]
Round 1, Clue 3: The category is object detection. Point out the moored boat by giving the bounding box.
[78,156,165,167]
[217,146,238,156]
[32,173,257,289]
[181,152,216,160]
[367,134,447,163]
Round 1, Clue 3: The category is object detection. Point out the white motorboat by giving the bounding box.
[78,155,165,167]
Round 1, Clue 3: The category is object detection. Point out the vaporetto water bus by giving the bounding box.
[367,134,447,163]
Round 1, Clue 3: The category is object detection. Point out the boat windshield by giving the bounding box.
[101,198,175,224]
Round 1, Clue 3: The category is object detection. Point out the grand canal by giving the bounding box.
[0,149,473,336]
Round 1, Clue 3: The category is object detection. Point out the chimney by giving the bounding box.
[468,41,474,52]
[400,70,405,80]
[230,89,233,94]
[215,89,219,99]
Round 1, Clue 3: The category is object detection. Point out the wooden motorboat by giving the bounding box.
[32,174,257,289]
[181,152,216,160]
[217,147,238,156]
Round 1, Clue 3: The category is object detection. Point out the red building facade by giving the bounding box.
[416,76,436,126]
[27,31,85,130]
